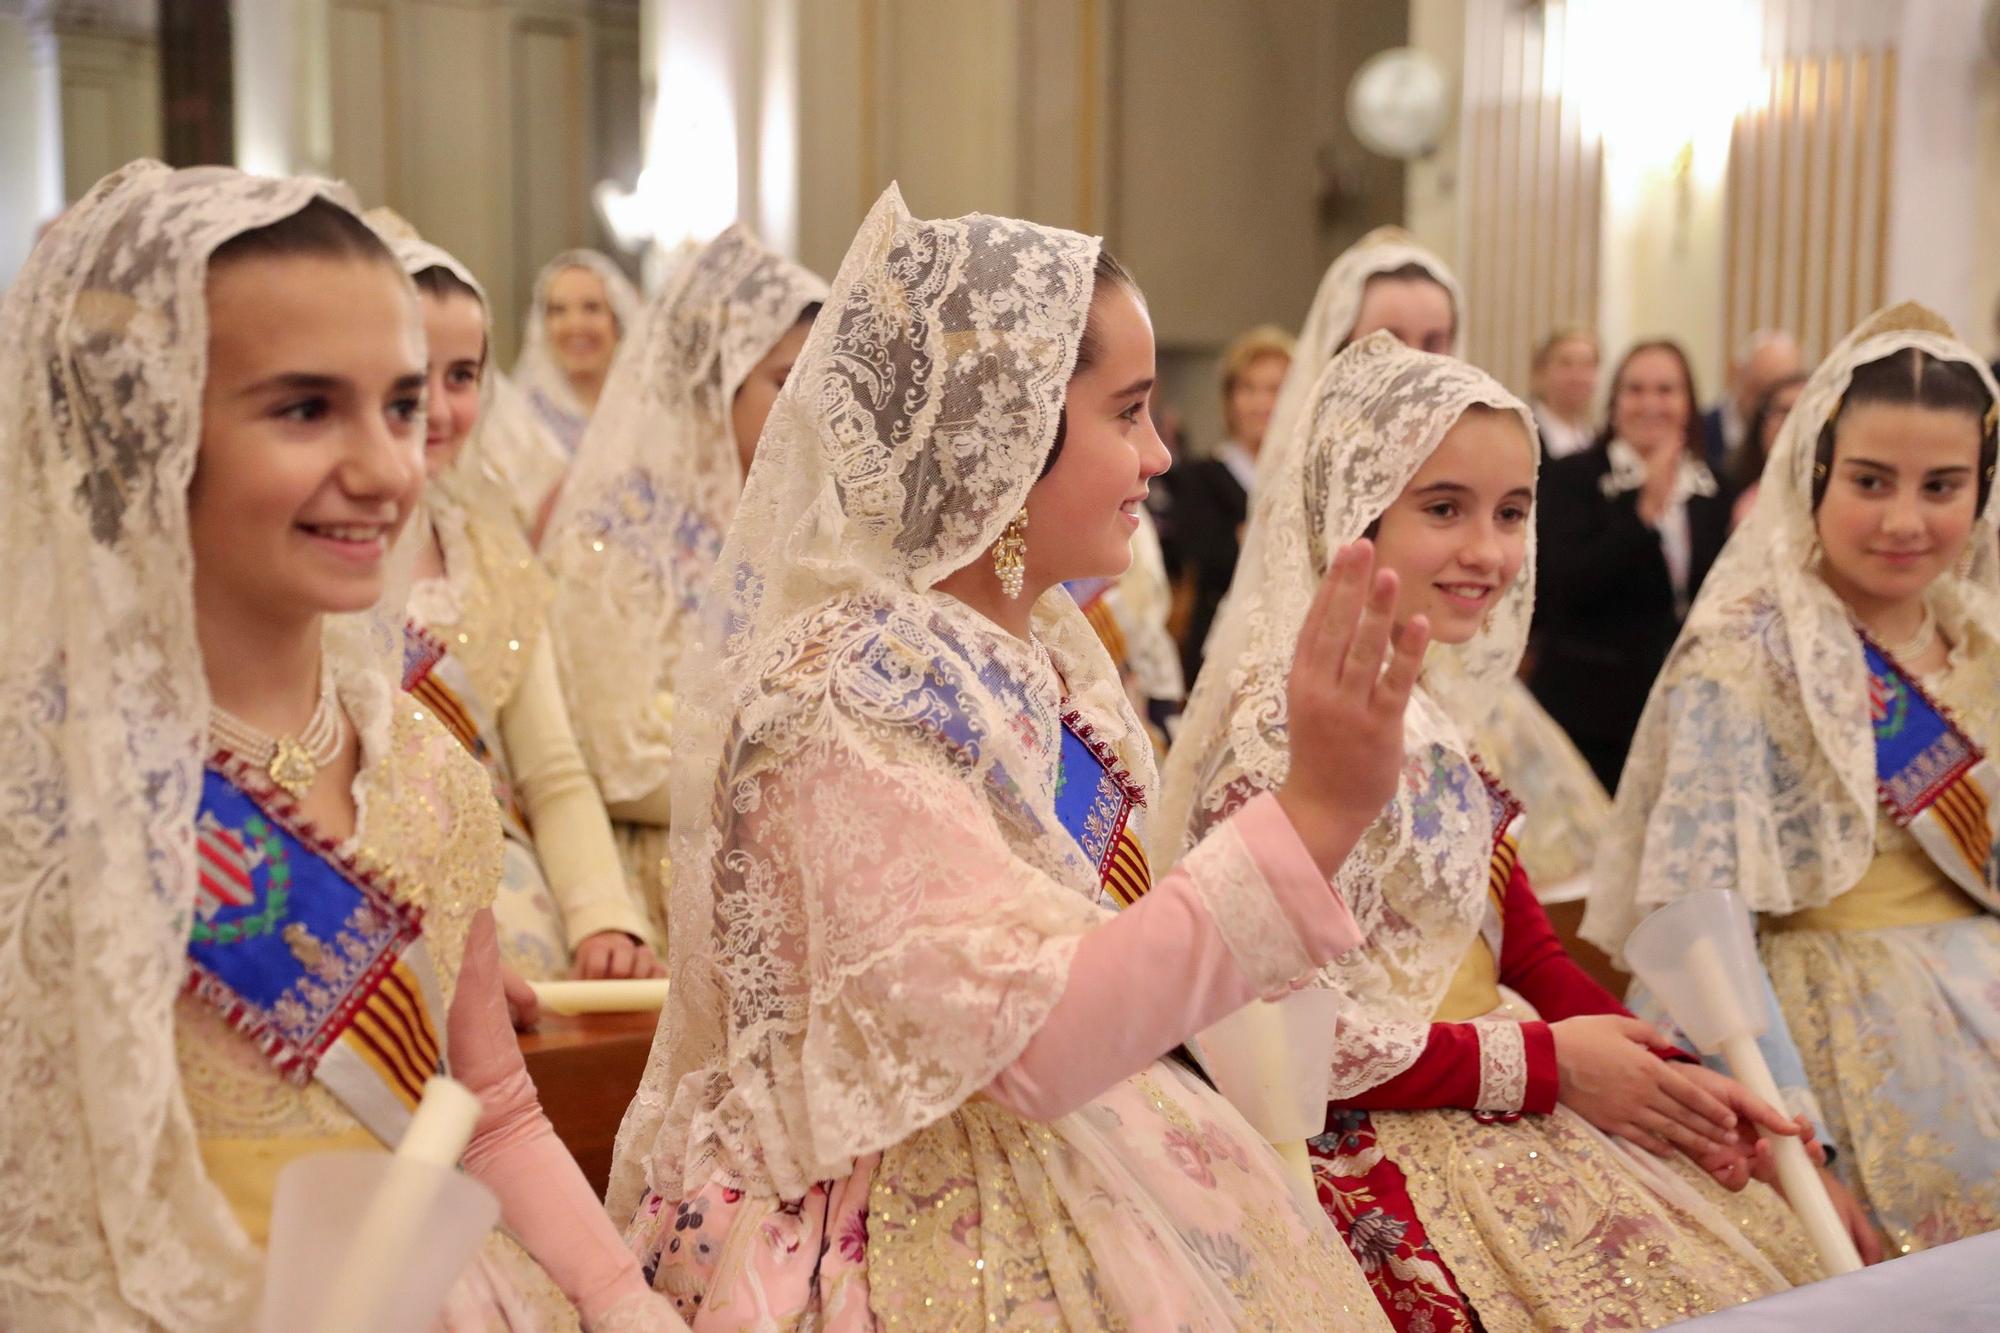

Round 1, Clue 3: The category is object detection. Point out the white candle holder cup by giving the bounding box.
[1624,889,1864,1276]
[257,1151,499,1333]
[1191,987,1343,1208]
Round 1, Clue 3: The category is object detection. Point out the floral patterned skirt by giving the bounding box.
[1312,1101,1820,1333]
[624,1060,1393,1330]
[1765,915,2000,1252]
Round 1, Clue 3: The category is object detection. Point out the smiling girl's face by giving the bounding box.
[189,252,428,626]
[1367,407,1536,645]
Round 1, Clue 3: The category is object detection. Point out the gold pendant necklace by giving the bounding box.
[208,677,345,800]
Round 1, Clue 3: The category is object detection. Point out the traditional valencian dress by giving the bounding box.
[514,248,643,457]
[0,161,678,1330]
[1158,331,1822,1332]
[542,226,827,946]
[371,221,655,979]
[606,184,1395,1330]
[1238,225,1612,902]
[1587,302,2000,1254]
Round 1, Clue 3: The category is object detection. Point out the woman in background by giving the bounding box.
[1531,338,1732,789]
[1169,323,1295,681]
[1528,325,1601,460]
[542,225,826,944]
[1589,303,2000,1255]
[514,249,641,457]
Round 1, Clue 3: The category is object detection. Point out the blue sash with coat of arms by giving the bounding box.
[1054,708,1153,906]
[186,758,447,1148]
[1860,632,2000,910]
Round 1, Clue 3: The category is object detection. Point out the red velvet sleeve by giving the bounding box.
[1332,1019,1560,1114]
[1497,861,1629,1021]
[1329,862,1696,1117]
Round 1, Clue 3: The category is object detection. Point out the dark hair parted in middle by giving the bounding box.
[1811,347,1998,513]
[1042,249,1141,476]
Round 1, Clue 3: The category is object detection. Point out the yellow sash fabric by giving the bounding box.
[1768,819,1981,933]
[1434,936,1503,1022]
[197,1128,385,1242]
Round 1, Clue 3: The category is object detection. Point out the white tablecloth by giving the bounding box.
[1678,1232,2000,1330]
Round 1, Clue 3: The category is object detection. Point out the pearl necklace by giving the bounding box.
[1862,601,1938,663]
[208,677,345,800]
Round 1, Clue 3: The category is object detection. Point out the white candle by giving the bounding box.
[527,978,671,1014]
[1687,937,1863,1276]
[313,1077,486,1333]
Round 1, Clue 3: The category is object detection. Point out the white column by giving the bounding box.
[0,10,64,284]
[231,0,331,178]
[753,0,800,257]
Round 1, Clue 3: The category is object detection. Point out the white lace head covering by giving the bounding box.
[368,210,567,534]
[1584,302,2000,958]
[1155,330,1539,1097]
[367,211,552,705]
[607,184,1155,1212]
[0,161,417,1326]
[1254,226,1463,494]
[540,225,828,801]
[512,247,643,443]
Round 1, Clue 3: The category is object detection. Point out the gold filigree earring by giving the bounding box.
[993,509,1029,599]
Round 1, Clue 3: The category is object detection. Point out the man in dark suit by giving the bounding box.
[1701,329,1802,472]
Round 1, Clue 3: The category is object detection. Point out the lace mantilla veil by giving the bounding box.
[1584,302,2000,959]
[0,162,417,1327]
[1156,330,1541,1097]
[512,247,643,437]
[400,221,568,534]
[606,184,1157,1216]
[541,225,828,803]
[1252,226,1464,496]
[366,211,556,705]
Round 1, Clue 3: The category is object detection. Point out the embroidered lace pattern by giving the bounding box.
[1471,1016,1529,1113]
[543,226,827,801]
[1585,304,2000,955]
[1156,332,1541,1099]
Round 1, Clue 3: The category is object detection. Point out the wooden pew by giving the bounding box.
[517,1009,660,1198]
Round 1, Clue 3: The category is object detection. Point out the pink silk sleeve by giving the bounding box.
[983,793,1360,1121]
[450,909,666,1328]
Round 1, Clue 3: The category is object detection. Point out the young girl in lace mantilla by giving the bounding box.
[368,212,664,985]
[1588,303,2000,1255]
[1159,330,1841,1332]
[0,162,684,1331]
[1242,226,1613,906]
[541,227,828,951]
[605,183,1443,1331]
